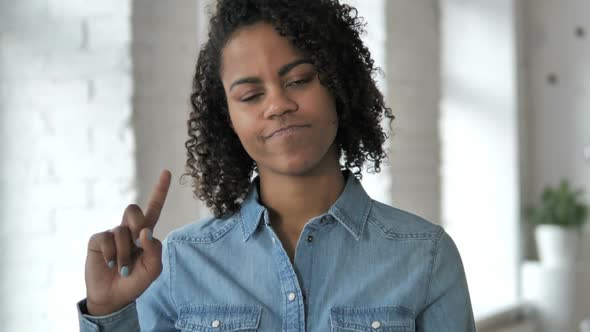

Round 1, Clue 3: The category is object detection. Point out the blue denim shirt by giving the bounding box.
[78,171,475,331]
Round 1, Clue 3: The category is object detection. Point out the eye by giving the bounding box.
[241,93,263,103]
[286,77,311,88]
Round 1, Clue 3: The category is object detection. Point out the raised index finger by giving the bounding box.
[144,169,172,227]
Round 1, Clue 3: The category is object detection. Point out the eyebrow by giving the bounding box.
[229,58,312,91]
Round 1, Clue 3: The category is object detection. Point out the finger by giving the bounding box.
[120,204,146,246]
[112,226,133,277]
[144,169,172,227]
[88,231,116,269]
[138,228,163,275]
[99,232,117,269]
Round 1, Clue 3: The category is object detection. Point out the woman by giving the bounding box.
[78,0,475,331]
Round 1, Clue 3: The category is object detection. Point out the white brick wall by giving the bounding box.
[132,0,206,239]
[0,0,134,330]
[339,0,391,206]
[385,0,441,223]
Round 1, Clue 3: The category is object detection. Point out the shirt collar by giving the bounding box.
[239,170,373,242]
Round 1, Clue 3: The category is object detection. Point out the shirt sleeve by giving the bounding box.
[76,238,178,331]
[416,229,476,331]
[77,299,140,332]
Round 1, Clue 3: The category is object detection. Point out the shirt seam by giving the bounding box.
[306,230,316,328]
[366,216,440,240]
[241,207,266,241]
[168,240,179,312]
[357,198,373,238]
[274,248,290,332]
[422,226,444,309]
[168,217,239,244]
[80,315,98,331]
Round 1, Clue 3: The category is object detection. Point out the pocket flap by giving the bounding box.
[330,306,414,331]
[175,305,262,332]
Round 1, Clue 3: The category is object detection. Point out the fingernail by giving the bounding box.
[107,260,116,269]
[146,229,153,241]
[120,266,129,277]
[134,238,142,248]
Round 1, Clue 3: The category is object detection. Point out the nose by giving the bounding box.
[263,88,298,119]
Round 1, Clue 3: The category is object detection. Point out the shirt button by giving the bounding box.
[371,321,381,329]
[288,292,296,301]
[306,235,314,243]
[211,320,221,328]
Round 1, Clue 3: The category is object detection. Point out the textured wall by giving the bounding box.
[0,1,134,330]
[339,0,392,206]
[131,0,205,239]
[520,0,590,260]
[385,0,441,223]
[522,0,590,199]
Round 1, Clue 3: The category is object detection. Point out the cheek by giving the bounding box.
[324,100,339,128]
[228,112,260,148]
[317,88,338,120]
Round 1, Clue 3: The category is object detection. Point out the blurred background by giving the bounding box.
[0,0,589,331]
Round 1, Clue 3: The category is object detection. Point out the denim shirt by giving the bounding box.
[78,171,475,331]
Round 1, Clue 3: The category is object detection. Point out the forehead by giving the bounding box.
[220,22,304,81]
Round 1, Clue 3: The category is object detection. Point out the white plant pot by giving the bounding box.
[535,225,582,267]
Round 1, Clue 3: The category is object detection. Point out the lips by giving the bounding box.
[265,125,310,140]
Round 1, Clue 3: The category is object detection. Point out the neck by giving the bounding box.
[258,160,345,233]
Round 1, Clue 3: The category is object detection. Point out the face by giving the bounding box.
[220,22,340,178]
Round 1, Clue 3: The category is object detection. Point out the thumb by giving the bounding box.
[139,228,163,277]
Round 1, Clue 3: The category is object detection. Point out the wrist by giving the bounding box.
[85,299,131,317]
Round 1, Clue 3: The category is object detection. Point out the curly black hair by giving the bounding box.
[184,0,394,218]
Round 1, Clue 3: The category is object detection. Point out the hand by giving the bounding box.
[84,170,172,316]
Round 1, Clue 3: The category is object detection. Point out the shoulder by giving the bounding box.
[165,213,241,244]
[367,200,464,268]
[367,200,443,240]
[366,200,466,277]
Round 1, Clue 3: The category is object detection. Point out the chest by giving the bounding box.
[169,225,433,331]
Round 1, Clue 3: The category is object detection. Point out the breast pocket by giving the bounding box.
[330,306,415,332]
[174,304,262,332]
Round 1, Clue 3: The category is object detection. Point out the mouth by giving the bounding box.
[265,125,310,140]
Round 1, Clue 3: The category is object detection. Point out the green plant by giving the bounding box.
[526,179,588,228]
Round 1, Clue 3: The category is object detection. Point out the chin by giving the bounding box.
[258,144,340,177]
[277,153,338,177]
[279,160,318,176]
